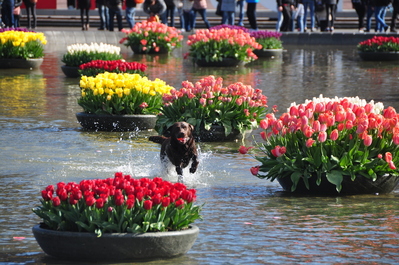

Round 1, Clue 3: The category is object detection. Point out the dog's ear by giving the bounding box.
[163,123,175,137]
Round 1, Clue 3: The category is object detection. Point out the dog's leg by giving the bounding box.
[189,155,199,174]
[176,166,183,183]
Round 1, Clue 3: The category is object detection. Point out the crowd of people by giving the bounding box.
[0,0,398,33]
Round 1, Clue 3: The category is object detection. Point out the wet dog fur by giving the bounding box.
[149,122,199,182]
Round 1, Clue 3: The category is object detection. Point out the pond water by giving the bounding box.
[1,44,399,264]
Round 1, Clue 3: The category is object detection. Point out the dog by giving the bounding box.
[149,122,199,183]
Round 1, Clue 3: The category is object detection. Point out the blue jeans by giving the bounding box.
[1,0,15,27]
[222,11,235,25]
[126,7,136,28]
[192,8,211,29]
[183,9,193,31]
[98,4,109,30]
[276,9,283,31]
[375,5,388,32]
[236,0,244,26]
[162,6,176,27]
[108,5,123,31]
[302,0,315,29]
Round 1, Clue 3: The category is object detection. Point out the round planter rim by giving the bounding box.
[76,112,157,118]
[32,223,199,237]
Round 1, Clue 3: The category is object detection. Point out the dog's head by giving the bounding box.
[168,122,194,145]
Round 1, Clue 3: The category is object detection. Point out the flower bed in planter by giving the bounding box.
[32,172,202,261]
[155,75,269,141]
[0,28,46,68]
[240,95,399,195]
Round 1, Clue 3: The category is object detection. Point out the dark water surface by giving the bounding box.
[1,44,399,264]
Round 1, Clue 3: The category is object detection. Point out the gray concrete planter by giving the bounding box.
[194,125,251,142]
[0,58,43,69]
[277,173,399,195]
[76,112,157,131]
[358,51,399,61]
[61,65,80,78]
[194,58,245,67]
[32,224,199,261]
[253,49,283,58]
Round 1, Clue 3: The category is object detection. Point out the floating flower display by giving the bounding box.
[241,95,399,194]
[0,28,46,59]
[186,27,262,65]
[120,21,183,54]
[357,36,399,52]
[155,75,268,138]
[32,172,202,236]
[78,72,173,115]
[250,30,283,50]
[61,42,122,67]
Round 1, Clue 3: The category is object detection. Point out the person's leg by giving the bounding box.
[191,8,197,29]
[86,8,90,28]
[281,5,291,31]
[116,7,123,30]
[98,5,105,29]
[366,5,373,31]
[391,7,398,31]
[309,0,315,29]
[170,6,175,27]
[237,0,244,26]
[303,1,309,30]
[80,8,85,30]
[177,7,184,29]
[126,7,135,28]
[198,8,210,28]
[276,7,283,31]
[109,7,115,31]
[26,6,31,28]
[222,11,228,24]
[330,4,336,29]
[246,2,257,30]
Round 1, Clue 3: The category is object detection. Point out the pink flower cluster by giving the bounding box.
[41,172,196,210]
[162,75,267,108]
[259,99,399,168]
[187,28,260,48]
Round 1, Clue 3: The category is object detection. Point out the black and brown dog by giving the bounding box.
[149,122,199,182]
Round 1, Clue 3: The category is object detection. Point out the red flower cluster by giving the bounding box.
[79,60,147,72]
[41,172,196,210]
[358,36,399,47]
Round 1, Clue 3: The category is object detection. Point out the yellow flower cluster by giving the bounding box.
[0,30,47,47]
[79,72,173,100]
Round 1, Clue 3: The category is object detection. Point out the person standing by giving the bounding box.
[352,0,366,32]
[236,0,244,26]
[277,0,295,31]
[143,0,166,21]
[162,0,175,26]
[390,0,399,32]
[221,0,235,25]
[302,0,316,31]
[325,0,338,31]
[107,0,123,31]
[246,0,258,30]
[22,0,36,29]
[125,0,136,28]
[77,0,91,30]
[1,0,15,28]
[192,0,211,29]
[96,0,109,30]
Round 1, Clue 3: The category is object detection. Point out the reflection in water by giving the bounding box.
[1,45,399,264]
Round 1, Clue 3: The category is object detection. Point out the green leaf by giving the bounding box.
[326,170,343,192]
[290,172,302,192]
